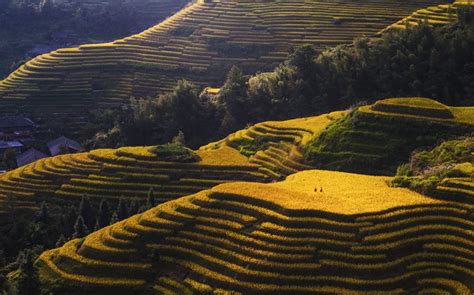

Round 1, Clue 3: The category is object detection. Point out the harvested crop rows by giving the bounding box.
[37,170,474,294]
[0,0,448,121]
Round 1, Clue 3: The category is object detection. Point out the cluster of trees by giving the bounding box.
[92,13,474,149]
[0,189,159,293]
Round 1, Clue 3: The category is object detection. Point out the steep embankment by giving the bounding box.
[304,97,474,175]
[0,111,342,213]
[37,170,474,294]
[0,0,447,122]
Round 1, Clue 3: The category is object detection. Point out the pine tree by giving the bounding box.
[94,219,101,232]
[109,211,119,225]
[128,199,139,216]
[55,234,66,248]
[146,188,156,209]
[72,215,88,239]
[117,197,128,219]
[65,205,78,237]
[79,194,94,229]
[98,199,111,228]
[37,201,50,223]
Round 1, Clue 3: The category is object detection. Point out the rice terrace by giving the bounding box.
[0,0,473,294]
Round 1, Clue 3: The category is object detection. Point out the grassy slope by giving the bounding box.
[0,0,448,119]
[393,136,474,205]
[36,169,473,294]
[304,97,474,175]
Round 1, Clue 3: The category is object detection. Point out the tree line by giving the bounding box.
[89,11,474,149]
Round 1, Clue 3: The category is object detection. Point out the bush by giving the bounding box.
[150,143,201,163]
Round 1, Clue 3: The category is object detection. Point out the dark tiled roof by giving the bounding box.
[47,136,84,156]
[0,116,35,129]
[16,148,48,167]
[0,140,23,150]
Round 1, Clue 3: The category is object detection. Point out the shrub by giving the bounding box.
[149,143,201,163]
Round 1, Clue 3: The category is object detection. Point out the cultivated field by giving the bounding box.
[379,0,474,33]
[0,0,448,123]
[37,170,474,294]
[0,111,343,213]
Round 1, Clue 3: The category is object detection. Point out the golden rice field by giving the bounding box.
[379,0,473,33]
[201,111,347,179]
[0,111,341,213]
[0,0,448,123]
[37,170,474,294]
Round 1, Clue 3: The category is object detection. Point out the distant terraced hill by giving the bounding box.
[0,111,343,213]
[0,0,448,122]
[379,0,473,34]
[304,97,474,175]
[36,170,474,294]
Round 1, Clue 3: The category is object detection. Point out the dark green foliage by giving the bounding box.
[55,234,66,248]
[109,211,119,225]
[97,199,111,228]
[150,143,201,162]
[169,26,195,37]
[78,195,94,229]
[10,249,40,295]
[116,198,129,220]
[146,188,156,209]
[104,80,219,148]
[392,136,474,192]
[72,216,88,239]
[304,109,474,175]
[209,38,272,58]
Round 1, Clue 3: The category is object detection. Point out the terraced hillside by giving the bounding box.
[0,0,448,119]
[304,98,474,175]
[201,111,346,179]
[36,170,474,294]
[379,0,473,33]
[0,111,343,214]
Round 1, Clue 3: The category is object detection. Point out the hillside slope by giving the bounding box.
[0,111,342,213]
[36,170,474,294]
[305,98,474,175]
[379,0,473,34]
[0,0,448,120]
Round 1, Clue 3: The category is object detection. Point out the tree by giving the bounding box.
[97,199,111,228]
[146,188,156,209]
[218,66,249,127]
[172,130,186,146]
[37,201,50,223]
[14,250,40,295]
[79,195,94,229]
[109,211,119,225]
[116,197,128,220]
[72,215,88,239]
[55,234,66,248]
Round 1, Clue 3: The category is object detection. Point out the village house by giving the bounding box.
[0,116,37,142]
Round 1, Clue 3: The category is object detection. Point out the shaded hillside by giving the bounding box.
[0,0,447,120]
[304,98,474,175]
[36,170,474,294]
[0,0,188,78]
